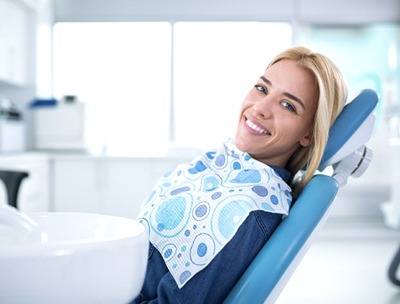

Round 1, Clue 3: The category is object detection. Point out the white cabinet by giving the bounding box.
[0,153,190,218]
[0,153,50,212]
[0,0,32,86]
[52,156,189,218]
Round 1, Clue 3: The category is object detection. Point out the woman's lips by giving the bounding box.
[245,117,271,135]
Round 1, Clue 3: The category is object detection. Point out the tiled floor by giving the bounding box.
[275,218,400,304]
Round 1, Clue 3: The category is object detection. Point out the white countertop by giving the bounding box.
[0,149,197,162]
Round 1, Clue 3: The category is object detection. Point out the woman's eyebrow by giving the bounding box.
[260,76,306,110]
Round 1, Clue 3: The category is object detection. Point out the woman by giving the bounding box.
[133,46,347,303]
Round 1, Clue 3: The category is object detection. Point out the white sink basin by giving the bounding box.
[0,206,148,304]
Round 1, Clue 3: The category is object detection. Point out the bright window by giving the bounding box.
[173,22,292,151]
[52,22,292,155]
[53,22,171,155]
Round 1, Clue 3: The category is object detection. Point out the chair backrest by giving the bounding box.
[224,89,379,304]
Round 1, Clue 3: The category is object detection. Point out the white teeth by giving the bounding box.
[246,119,269,135]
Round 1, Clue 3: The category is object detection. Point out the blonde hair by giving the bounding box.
[268,46,348,193]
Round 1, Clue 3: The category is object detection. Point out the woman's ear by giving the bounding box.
[299,132,313,147]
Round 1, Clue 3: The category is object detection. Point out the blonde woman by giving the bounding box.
[133,46,347,304]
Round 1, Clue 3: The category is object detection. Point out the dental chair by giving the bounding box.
[389,245,400,287]
[224,89,379,304]
[0,170,29,209]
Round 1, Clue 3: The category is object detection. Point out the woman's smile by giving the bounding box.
[245,117,271,135]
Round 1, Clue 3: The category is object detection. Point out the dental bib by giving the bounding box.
[137,140,292,288]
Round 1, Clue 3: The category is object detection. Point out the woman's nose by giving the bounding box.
[253,96,273,119]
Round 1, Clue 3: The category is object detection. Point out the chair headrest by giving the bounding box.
[318,89,379,185]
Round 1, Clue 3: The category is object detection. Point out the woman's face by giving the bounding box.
[235,59,318,167]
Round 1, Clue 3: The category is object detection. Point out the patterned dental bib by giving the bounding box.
[137,139,292,288]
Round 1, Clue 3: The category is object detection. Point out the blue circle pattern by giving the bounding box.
[137,140,292,288]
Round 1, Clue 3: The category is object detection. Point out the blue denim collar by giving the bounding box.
[269,165,291,183]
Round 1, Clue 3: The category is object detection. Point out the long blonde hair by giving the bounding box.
[268,46,348,193]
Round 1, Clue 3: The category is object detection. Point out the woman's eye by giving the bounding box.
[281,101,296,113]
[255,85,267,94]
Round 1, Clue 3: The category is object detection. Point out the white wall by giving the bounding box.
[53,0,400,23]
